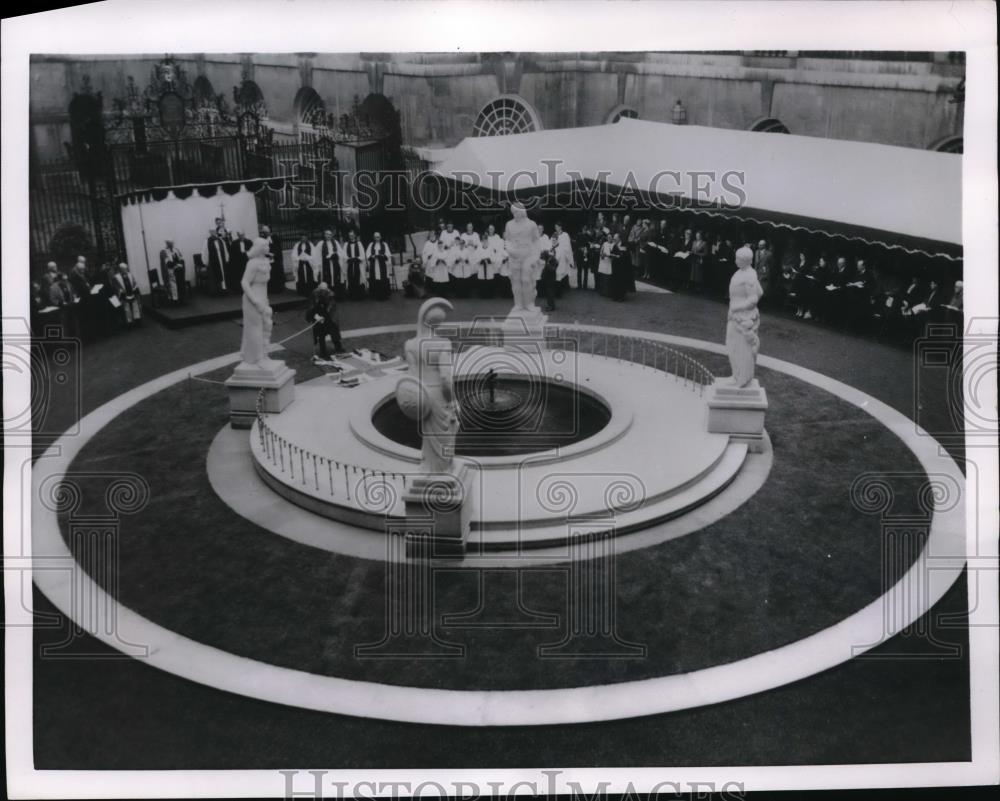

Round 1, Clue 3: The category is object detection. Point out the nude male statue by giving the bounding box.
[503,202,541,314]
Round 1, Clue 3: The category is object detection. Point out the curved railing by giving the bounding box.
[452,324,716,394]
[554,329,716,394]
[254,389,406,514]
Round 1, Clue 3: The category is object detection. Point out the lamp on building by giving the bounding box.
[671,100,687,125]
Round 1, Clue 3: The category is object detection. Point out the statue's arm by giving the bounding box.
[435,343,456,403]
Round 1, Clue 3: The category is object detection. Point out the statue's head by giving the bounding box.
[249,238,269,259]
[735,246,754,270]
[416,297,453,333]
[511,202,527,221]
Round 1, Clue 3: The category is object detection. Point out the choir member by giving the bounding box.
[421,231,440,276]
[473,232,496,298]
[460,222,479,250]
[486,223,504,256]
[317,230,345,299]
[113,262,142,326]
[460,237,480,297]
[427,239,451,296]
[366,231,393,301]
[439,221,460,247]
[159,239,186,303]
[450,238,469,297]
[343,231,368,300]
[203,229,231,295]
[294,235,317,296]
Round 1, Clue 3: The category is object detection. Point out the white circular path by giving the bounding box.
[31,324,967,726]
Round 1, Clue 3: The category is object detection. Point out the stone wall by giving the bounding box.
[29,52,964,160]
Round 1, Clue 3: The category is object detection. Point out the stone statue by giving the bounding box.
[239,237,277,368]
[725,246,764,387]
[503,202,541,313]
[226,237,295,429]
[396,297,461,474]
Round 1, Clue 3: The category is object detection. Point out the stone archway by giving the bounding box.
[929,135,963,154]
[750,116,791,134]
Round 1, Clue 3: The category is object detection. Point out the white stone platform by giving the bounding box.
[248,346,750,549]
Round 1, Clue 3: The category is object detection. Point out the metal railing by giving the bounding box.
[254,388,406,514]
[549,328,716,395]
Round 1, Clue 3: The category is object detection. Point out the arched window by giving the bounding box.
[472,95,541,137]
[929,135,963,154]
[750,117,790,134]
[193,75,215,104]
[294,86,326,127]
[606,105,639,124]
[235,80,264,110]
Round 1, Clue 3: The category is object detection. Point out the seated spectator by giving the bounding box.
[844,258,875,330]
[47,269,80,339]
[690,230,708,292]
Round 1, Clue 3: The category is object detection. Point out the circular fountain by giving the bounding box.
[373,375,612,457]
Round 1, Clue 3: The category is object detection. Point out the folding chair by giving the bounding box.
[147,268,168,309]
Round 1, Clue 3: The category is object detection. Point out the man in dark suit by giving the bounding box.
[229,231,251,290]
[261,225,285,293]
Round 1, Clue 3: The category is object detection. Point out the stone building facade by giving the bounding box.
[30,51,965,162]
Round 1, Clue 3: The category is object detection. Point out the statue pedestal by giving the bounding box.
[402,464,473,559]
[225,359,296,429]
[500,308,549,353]
[706,378,768,453]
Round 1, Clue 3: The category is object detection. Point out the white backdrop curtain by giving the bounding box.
[120,186,259,294]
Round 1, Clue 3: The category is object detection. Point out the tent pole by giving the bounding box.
[137,200,151,277]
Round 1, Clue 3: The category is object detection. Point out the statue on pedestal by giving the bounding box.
[396,298,461,474]
[503,202,541,314]
[725,246,764,388]
[226,238,296,428]
[239,237,278,369]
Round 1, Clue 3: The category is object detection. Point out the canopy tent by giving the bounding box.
[433,118,962,260]
[120,183,259,295]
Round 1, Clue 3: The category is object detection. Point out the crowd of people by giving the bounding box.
[31,256,143,340]
[575,211,963,336]
[32,209,962,353]
[404,216,637,310]
[159,218,287,303]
